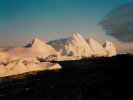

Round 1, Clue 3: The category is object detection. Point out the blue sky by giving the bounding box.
[0,0,133,50]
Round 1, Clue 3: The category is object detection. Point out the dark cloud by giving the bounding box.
[100,3,133,43]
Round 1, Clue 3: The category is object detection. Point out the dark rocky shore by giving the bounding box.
[0,54,133,100]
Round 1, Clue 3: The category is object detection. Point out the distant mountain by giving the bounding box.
[86,38,107,57]
[25,38,57,55]
[0,33,117,78]
[25,38,46,48]
[0,38,57,61]
[48,38,68,51]
[0,33,117,62]
[48,33,94,58]
[103,41,117,57]
[48,33,117,58]
[0,38,61,78]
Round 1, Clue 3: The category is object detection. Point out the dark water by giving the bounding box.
[0,55,133,100]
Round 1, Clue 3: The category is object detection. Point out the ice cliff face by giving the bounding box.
[103,41,117,57]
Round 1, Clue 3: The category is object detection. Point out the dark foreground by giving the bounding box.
[0,54,133,100]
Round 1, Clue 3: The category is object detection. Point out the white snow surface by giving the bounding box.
[49,33,94,58]
[48,33,117,59]
[103,41,117,57]
[0,33,117,77]
[0,59,62,78]
[0,38,58,61]
[86,38,107,57]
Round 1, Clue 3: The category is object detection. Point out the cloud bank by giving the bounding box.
[100,3,133,43]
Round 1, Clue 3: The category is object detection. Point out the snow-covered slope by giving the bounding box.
[0,51,20,63]
[0,59,62,78]
[49,33,94,58]
[0,38,62,78]
[86,38,107,57]
[0,51,9,62]
[103,41,117,57]
[48,33,117,59]
[1,38,58,61]
[25,38,57,54]
[0,33,117,77]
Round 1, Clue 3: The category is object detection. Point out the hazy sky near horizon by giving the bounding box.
[0,0,133,52]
